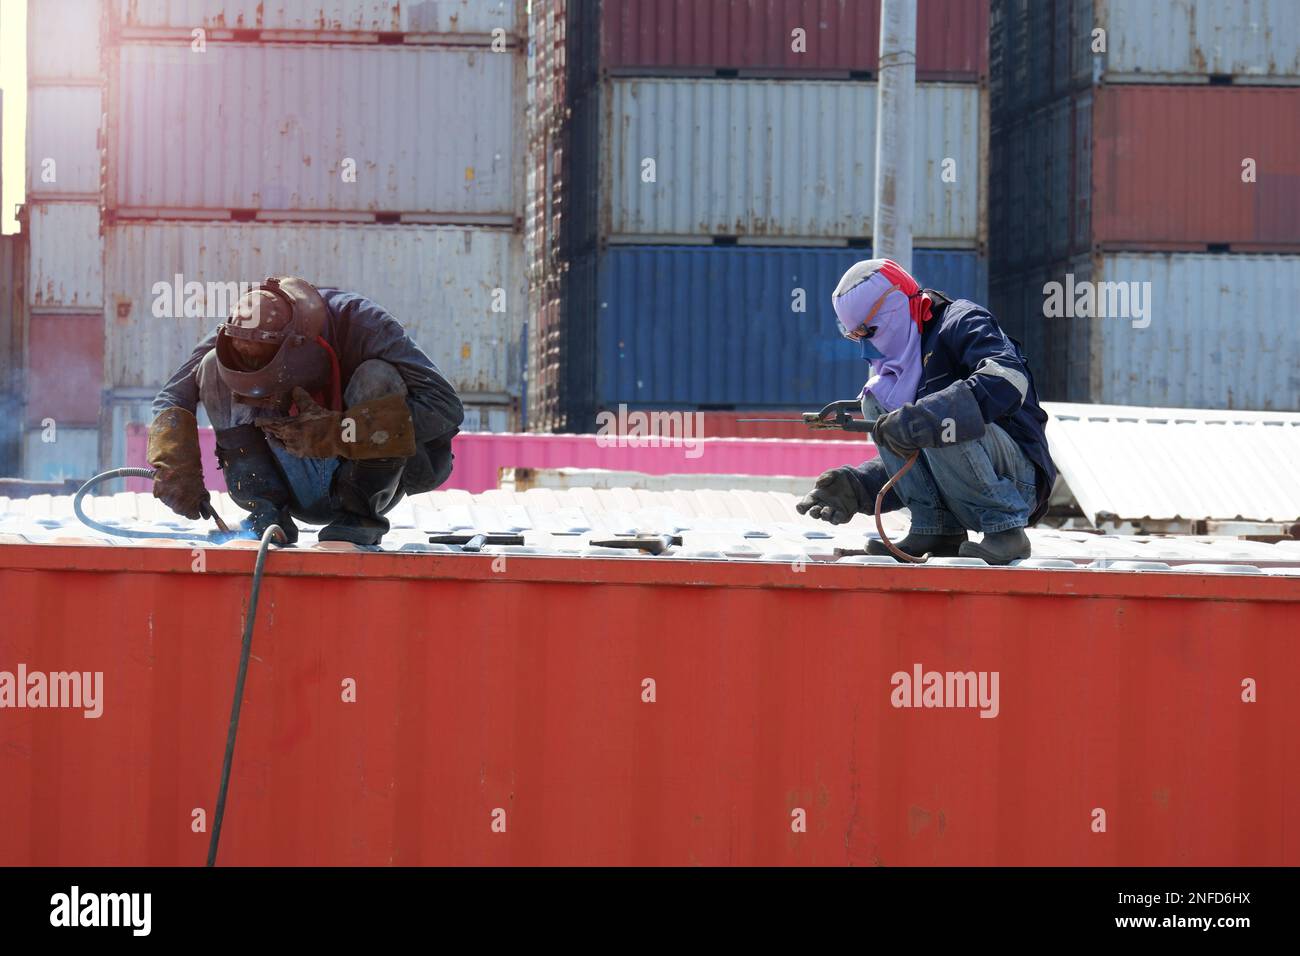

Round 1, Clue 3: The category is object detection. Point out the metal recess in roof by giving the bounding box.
[3,489,1298,573]
[1045,403,1300,531]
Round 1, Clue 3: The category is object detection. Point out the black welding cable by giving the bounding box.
[207,522,287,867]
[74,469,284,863]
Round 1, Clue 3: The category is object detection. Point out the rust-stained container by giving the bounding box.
[114,0,523,37]
[102,221,526,399]
[28,0,102,82]
[993,253,1300,409]
[1089,86,1300,252]
[0,235,26,475]
[26,203,105,311]
[570,78,984,247]
[597,0,988,81]
[24,315,105,427]
[991,85,1300,277]
[108,43,523,220]
[0,545,1296,865]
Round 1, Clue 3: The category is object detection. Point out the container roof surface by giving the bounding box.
[3,488,1298,575]
[1045,403,1300,525]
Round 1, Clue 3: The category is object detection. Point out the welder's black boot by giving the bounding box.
[959,528,1031,565]
[320,457,406,546]
[214,424,299,545]
[867,531,967,559]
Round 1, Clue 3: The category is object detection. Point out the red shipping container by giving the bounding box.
[1090,86,1300,251]
[1,544,1296,866]
[600,0,988,80]
[699,410,866,441]
[24,314,104,427]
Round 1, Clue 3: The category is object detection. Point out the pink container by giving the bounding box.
[125,425,877,495]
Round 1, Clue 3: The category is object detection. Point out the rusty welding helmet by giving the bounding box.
[215,276,330,401]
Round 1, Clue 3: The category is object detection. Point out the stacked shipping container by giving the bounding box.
[22,0,528,480]
[528,0,991,433]
[988,0,1300,409]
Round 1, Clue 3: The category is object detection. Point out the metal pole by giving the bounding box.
[873,0,917,270]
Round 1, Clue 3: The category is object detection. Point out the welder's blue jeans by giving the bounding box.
[861,394,1037,534]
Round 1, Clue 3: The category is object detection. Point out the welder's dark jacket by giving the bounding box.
[854,296,1057,525]
[153,287,465,459]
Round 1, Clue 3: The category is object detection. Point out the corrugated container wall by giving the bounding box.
[0,236,25,475]
[4,548,1297,865]
[1078,0,1300,85]
[529,0,991,430]
[1084,253,1299,411]
[114,0,521,36]
[590,79,982,245]
[1088,86,1300,251]
[998,254,1300,410]
[565,246,988,417]
[991,0,1300,127]
[26,204,105,311]
[103,222,525,400]
[109,43,523,220]
[595,0,988,80]
[26,86,103,199]
[28,0,103,80]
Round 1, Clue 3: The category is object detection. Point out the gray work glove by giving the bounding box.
[795,466,870,525]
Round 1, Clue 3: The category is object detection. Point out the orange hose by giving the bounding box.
[874,451,924,563]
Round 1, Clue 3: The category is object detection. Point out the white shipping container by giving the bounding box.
[27,87,103,198]
[22,426,100,481]
[28,203,105,311]
[115,0,521,37]
[1081,253,1300,411]
[111,43,522,218]
[28,0,102,81]
[602,79,982,243]
[1090,0,1300,83]
[103,221,525,397]
[460,403,516,433]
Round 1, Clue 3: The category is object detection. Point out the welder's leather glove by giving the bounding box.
[796,466,870,525]
[259,387,416,461]
[871,410,924,457]
[146,407,209,520]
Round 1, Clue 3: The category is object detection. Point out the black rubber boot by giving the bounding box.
[867,531,967,559]
[214,425,299,544]
[959,528,1031,565]
[320,457,406,546]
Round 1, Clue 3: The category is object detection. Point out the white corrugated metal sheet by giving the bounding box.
[113,43,520,216]
[1087,253,1300,410]
[604,79,981,242]
[5,486,1299,573]
[103,221,525,396]
[1099,0,1300,82]
[116,0,520,36]
[1046,402,1300,525]
[27,87,103,198]
[27,204,105,310]
[28,0,102,81]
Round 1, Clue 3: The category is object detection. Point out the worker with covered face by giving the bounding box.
[797,259,1057,564]
[146,276,464,546]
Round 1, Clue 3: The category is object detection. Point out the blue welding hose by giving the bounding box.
[73,467,238,540]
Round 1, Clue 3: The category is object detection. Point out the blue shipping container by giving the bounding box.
[593,246,990,409]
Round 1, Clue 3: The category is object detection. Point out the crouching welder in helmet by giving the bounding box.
[796,259,1058,565]
[146,277,464,546]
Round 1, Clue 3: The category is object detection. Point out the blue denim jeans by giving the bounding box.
[861,393,1037,534]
